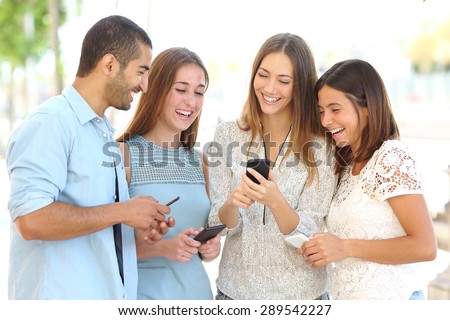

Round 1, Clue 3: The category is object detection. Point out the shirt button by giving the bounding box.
[102,133,107,138]
[123,294,127,299]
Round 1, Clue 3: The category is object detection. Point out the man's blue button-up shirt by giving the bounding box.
[7,85,137,299]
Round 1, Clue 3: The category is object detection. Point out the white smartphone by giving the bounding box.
[284,233,309,248]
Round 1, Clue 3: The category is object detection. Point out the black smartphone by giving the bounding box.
[193,224,226,243]
[246,158,270,184]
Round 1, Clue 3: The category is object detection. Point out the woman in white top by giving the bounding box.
[302,59,437,299]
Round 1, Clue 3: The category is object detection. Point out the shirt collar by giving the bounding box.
[62,85,116,134]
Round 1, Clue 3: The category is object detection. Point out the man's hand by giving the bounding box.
[122,196,170,230]
[136,217,175,245]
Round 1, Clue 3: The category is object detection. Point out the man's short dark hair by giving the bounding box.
[76,15,152,77]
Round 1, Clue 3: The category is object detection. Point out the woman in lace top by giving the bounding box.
[302,59,437,299]
[116,47,221,299]
[207,33,336,299]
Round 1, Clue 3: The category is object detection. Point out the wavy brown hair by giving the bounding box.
[314,59,400,175]
[116,47,209,148]
[239,33,322,185]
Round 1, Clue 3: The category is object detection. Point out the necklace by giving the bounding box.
[260,125,292,224]
[262,125,292,167]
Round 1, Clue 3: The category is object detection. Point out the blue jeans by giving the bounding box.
[216,289,233,300]
[409,290,425,300]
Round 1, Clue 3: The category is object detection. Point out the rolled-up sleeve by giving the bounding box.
[7,112,69,220]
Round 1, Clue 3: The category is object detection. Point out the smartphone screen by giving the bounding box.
[246,158,270,184]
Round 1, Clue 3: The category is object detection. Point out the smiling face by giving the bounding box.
[105,42,152,111]
[253,52,294,119]
[158,63,206,137]
[318,85,368,151]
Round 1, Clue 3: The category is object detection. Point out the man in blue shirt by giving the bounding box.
[7,15,173,299]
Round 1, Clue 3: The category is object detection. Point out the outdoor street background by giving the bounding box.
[1,0,450,302]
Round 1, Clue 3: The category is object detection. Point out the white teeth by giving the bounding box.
[330,128,344,134]
[262,94,279,103]
[176,109,192,116]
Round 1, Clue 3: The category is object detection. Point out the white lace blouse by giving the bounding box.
[208,121,337,299]
[326,139,424,299]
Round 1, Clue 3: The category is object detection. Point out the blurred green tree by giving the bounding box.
[0,0,66,131]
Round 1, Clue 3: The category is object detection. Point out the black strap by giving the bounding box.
[113,164,124,284]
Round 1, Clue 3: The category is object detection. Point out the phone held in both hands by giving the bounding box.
[246,158,270,184]
[193,224,226,244]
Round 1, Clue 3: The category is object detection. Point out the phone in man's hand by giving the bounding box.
[193,224,226,244]
[165,196,180,206]
[246,158,270,184]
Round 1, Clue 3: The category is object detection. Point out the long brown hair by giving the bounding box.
[116,47,209,148]
[314,59,400,175]
[239,33,321,185]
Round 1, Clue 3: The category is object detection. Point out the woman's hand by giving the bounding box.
[242,169,298,234]
[300,232,348,268]
[161,227,201,263]
[198,230,222,261]
[226,182,255,209]
[242,169,283,208]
